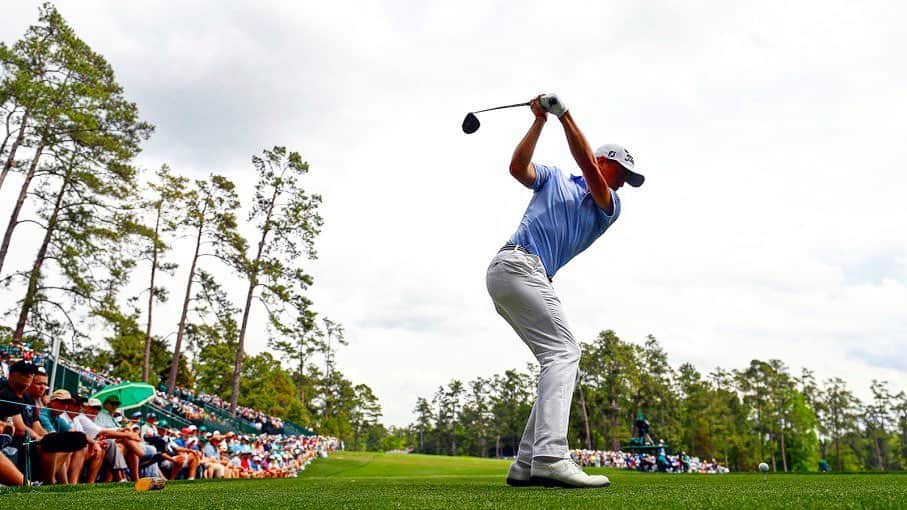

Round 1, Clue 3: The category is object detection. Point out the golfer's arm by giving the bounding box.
[510,118,546,187]
[558,112,612,210]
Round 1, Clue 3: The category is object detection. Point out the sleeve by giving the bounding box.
[54,414,72,432]
[0,387,20,420]
[594,188,621,226]
[528,163,554,191]
[39,407,56,432]
[0,402,18,420]
[70,415,85,433]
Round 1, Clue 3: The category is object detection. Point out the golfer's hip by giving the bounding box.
[486,247,548,296]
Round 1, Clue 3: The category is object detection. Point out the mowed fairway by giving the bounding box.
[2,452,906,509]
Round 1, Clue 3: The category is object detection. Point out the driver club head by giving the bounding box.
[462,112,480,134]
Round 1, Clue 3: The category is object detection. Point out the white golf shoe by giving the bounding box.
[529,459,611,488]
[505,461,533,487]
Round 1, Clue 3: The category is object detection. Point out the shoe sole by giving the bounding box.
[505,477,537,487]
[528,475,611,489]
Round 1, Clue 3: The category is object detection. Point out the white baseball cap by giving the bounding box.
[594,144,644,187]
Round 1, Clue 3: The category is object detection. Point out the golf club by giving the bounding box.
[461,101,531,134]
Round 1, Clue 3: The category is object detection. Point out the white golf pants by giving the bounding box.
[486,247,580,463]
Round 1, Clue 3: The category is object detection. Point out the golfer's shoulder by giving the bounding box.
[532,163,565,185]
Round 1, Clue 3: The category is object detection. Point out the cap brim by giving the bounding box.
[625,169,645,187]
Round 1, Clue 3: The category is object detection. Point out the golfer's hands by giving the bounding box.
[540,94,568,118]
[530,95,547,121]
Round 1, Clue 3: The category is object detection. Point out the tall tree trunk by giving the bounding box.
[609,399,620,451]
[874,434,884,470]
[230,183,280,413]
[12,162,66,342]
[0,108,29,193]
[833,406,842,471]
[834,433,841,471]
[142,201,163,383]
[577,383,592,450]
[231,275,256,413]
[167,220,203,394]
[780,423,788,472]
[757,401,764,462]
[0,142,44,274]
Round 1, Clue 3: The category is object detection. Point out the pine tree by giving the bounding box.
[139,165,188,382]
[230,146,323,413]
[0,3,152,274]
[167,175,246,394]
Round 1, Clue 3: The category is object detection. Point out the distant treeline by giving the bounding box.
[400,331,906,472]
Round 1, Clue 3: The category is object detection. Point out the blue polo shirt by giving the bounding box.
[507,163,620,278]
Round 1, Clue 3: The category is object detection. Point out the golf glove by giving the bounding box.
[540,94,568,118]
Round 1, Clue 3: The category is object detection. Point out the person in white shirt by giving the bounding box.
[140,413,159,439]
[77,398,145,482]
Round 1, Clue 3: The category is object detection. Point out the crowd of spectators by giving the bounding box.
[39,357,283,435]
[195,393,285,434]
[570,449,730,474]
[1,356,339,488]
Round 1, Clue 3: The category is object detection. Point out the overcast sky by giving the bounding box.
[2,1,905,426]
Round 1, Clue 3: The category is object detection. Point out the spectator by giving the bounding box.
[199,434,225,479]
[0,352,11,382]
[165,427,201,480]
[0,360,83,484]
[42,390,103,484]
[141,413,159,439]
[78,397,146,482]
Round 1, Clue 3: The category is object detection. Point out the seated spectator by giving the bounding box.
[141,412,159,439]
[76,397,147,482]
[0,360,85,484]
[43,390,103,484]
[163,427,201,480]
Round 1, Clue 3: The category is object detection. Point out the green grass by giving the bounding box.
[2,451,907,509]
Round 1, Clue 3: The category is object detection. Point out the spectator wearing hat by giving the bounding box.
[0,360,75,484]
[54,391,104,483]
[161,427,201,480]
[198,434,223,479]
[65,396,105,484]
[79,397,146,482]
[140,413,159,439]
[41,390,102,484]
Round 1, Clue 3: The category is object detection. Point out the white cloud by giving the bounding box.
[1,1,905,426]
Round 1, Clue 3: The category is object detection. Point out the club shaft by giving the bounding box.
[472,102,530,114]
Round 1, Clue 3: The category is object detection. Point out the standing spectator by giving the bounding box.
[0,352,11,382]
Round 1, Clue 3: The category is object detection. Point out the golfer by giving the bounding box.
[486,94,644,488]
